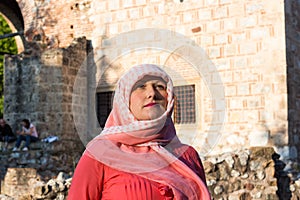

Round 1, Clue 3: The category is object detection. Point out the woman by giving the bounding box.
[68,64,211,199]
[12,119,38,151]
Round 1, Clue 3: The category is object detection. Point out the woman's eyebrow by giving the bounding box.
[131,80,146,91]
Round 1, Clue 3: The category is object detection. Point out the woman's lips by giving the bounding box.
[144,102,157,107]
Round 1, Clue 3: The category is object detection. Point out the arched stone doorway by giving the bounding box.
[0,0,25,53]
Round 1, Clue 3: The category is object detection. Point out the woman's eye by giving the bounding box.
[156,84,166,90]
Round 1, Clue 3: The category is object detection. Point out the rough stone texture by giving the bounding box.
[0,141,82,199]
[204,147,300,200]
[1,168,41,199]
[4,37,88,144]
[0,147,299,200]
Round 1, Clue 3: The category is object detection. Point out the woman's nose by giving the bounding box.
[146,86,156,98]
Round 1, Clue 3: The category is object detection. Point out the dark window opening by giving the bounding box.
[173,85,196,124]
[96,91,113,128]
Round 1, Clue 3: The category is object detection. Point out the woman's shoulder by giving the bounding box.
[81,152,104,166]
[74,152,106,175]
[81,151,114,170]
[172,143,203,167]
[177,144,207,181]
[178,144,200,160]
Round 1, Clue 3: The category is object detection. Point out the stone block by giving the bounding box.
[249,130,270,146]
[228,3,245,17]
[233,58,247,70]
[239,15,257,28]
[1,168,41,199]
[239,42,258,55]
[224,44,237,57]
[214,185,224,195]
[213,6,228,19]
[229,111,244,122]
[214,34,228,45]
[231,32,247,44]
[201,35,213,46]
[108,0,120,10]
[205,0,218,7]
[237,84,250,95]
[249,147,276,160]
[198,9,212,20]
[135,0,147,6]
[208,46,221,58]
[203,161,215,173]
[225,85,237,96]
[206,20,221,33]
[229,98,243,109]
[228,190,251,200]
[183,12,193,23]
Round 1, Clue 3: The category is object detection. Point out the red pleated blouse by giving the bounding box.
[67,146,207,200]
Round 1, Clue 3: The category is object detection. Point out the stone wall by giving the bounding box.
[0,147,299,200]
[204,147,299,200]
[5,0,291,160]
[0,141,82,199]
[0,0,297,162]
[4,38,89,147]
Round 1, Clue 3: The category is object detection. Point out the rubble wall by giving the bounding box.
[1,147,299,200]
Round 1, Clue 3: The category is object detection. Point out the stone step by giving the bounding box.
[0,140,83,181]
[0,140,44,151]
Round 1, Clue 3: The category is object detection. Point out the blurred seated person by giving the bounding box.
[0,118,16,151]
[13,119,39,151]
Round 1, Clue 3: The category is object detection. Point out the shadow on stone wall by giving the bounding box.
[285,0,300,165]
[273,152,292,200]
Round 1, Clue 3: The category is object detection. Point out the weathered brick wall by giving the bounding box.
[2,0,293,161]
[15,0,93,48]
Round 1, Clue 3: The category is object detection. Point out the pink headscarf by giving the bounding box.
[86,64,211,199]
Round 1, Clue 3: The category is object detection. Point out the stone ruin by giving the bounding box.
[4,37,90,143]
[0,145,299,200]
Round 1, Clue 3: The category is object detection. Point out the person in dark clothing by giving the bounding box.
[0,118,16,151]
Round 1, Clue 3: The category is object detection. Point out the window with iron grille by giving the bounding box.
[96,84,196,126]
[173,85,196,124]
[96,91,113,127]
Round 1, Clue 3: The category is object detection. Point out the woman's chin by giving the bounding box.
[147,108,165,120]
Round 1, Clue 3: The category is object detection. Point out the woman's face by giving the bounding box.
[129,75,168,120]
[21,121,26,127]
